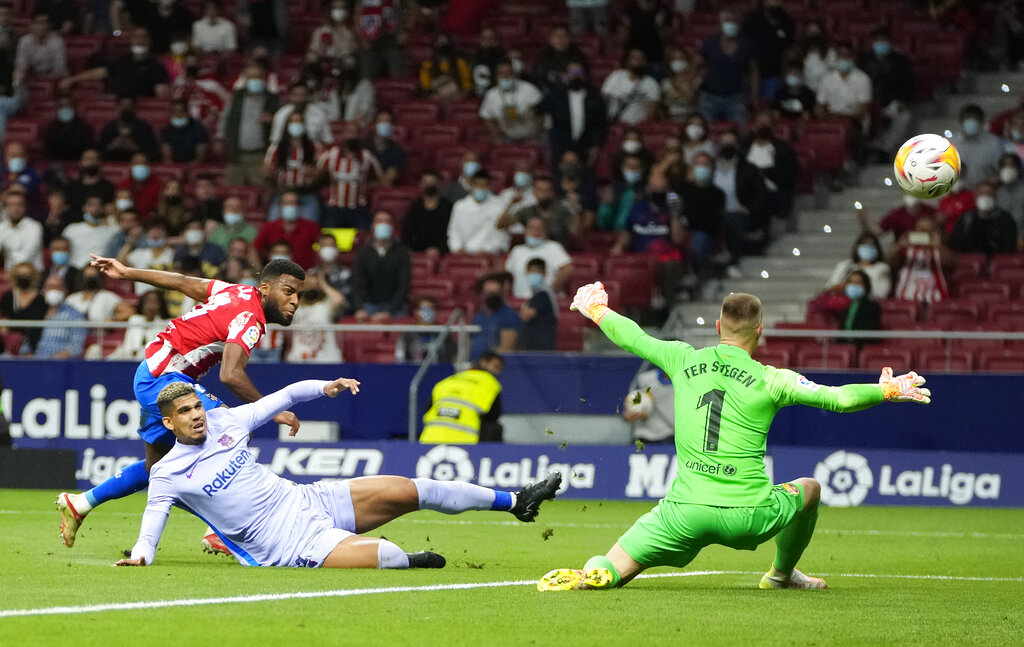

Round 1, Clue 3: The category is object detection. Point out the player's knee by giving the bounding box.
[800,478,821,509]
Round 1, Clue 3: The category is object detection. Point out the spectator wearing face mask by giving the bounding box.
[518,258,558,351]
[799,20,836,94]
[397,294,456,363]
[887,215,953,304]
[59,28,169,98]
[815,41,871,181]
[825,233,891,300]
[610,128,656,183]
[43,236,79,293]
[950,181,1018,257]
[44,94,94,162]
[740,0,794,100]
[741,111,800,228]
[253,191,322,269]
[699,9,758,124]
[151,178,191,236]
[680,152,726,279]
[269,81,333,146]
[505,216,572,299]
[329,54,376,126]
[219,61,280,185]
[597,154,646,231]
[115,152,161,219]
[307,0,355,64]
[950,104,1008,190]
[537,60,607,169]
[995,153,1024,236]
[61,197,119,270]
[365,111,405,187]
[859,195,939,243]
[601,48,660,126]
[65,264,123,322]
[97,95,160,162]
[192,0,238,54]
[352,210,411,322]
[264,112,324,223]
[161,98,210,163]
[173,219,225,277]
[442,151,482,204]
[469,26,506,98]
[66,149,114,212]
[0,189,42,271]
[496,164,538,221]
[24,274,86,358]
[308,232,352,307]
[661,48,699,121]
[0,262,46,351]
[514,175,578,247]
[713,129,769,274]
[448,170,513,255]
[470,273,520,360]
[208,196,256,251]
[318,136,382,229]
[124,219,175,294]
[772,61,816,120]
[403,169,452,257]
[557,150,599,230]
[859,26,914,160]
[285,273,344,363]
[680,113,717,166]
[533,23,591,92]
[354,0,406,80]
[1,141,40,208]
[837,270,881,347]
[480,60,543,143]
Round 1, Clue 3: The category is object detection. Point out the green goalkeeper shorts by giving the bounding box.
[618,482,806,568]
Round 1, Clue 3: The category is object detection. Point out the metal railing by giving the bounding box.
[407,309,473,441]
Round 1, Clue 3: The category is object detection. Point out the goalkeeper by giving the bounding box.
[538,284,931,591]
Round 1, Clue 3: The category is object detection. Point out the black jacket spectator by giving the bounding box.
[624,0,669,64]
[351,240,412,314]
[44,112,94,161]
[128,1,195,55]
[533,39,589,90]
[403,196,452,254]
[858,47,914,107]
[741,2,795,81]
[773,78,816,119]
[740,125,800,222]
[106,53,170,98]
[679,180,726,235]
[161,117,210,163]
[536,80,606,162]
[97,112,160,162]
[950,207,1018,256]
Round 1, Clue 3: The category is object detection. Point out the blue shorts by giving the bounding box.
[133,361,222,445]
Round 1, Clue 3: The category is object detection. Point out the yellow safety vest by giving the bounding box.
[420,369,502,444]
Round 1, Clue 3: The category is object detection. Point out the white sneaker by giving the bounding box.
[56,492,88,548]
[759,566,827,589]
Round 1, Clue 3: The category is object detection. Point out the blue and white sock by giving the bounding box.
[412,478,515,514]
[83,460,150,508]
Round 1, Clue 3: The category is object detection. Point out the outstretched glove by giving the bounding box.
[570,281,610,324]
[878,367,931,404]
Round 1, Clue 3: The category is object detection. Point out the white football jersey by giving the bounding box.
[130,380,332,567]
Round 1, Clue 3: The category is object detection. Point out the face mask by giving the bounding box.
[83,213,98,225]
[331,8,347,21]
[472,188,489,202]
[13,274,31,289]
[498,78,514,92]
[513,171,531,188]
[719,144,737,160]
[184,230,204,246]
[524,235,543,248]
[375,122,393,138]
[57,107,74,123]
[418,306,436,323]
[319,246,338,262]
[1011,129,1023,142]
[755,125,772,140]
[246,78,265,94]
[131,165,150,181]
[873,41,891,57]
[622,169,642,184]
[170,41,188,55]
[622,140,642,154]
[240,278,259,287]
[722,21,740,38]
[287,122,306,138]
[7,157,26,173]
[1000,167,1019,184]
[844,283,865,300]
[527,273,544,290]
[962,119,981,137]
[45,290,64,306]
[975,195,995,212]
[857,244,878,262]
[685,124,705,141]
[374,222,393,240]
[510,59,524,74]
[281,205,299,221]
[670,59,688,73]
[484,293,503,311]
[116,198,133,211]
[146,236,165,248]
[422,184,438,197]
[271,254,291,261]
[836,58,853,74]
[130,45,148,57]
[171,116,189,128]
[51,250,69,266]
[785,74,802,88]
[903,195,919,209]
[83,276,100,291]
[223,211,243,226]
[463,161,480,178]
[693,165,712,184]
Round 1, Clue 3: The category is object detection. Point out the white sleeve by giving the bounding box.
[130,483,174,565]
[447,205,465,253]
[269,106,288,143]
[645,78,661,101]
[826,260,851,287]
[479,91,497,120]
[549,243,572,270]
[221,379,330,432]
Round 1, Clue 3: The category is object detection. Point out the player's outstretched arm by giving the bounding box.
[115,493,173,567]
[766,366,931,412]
[89,254,212,302]
[230,378,361,434]
[570,281,688,373]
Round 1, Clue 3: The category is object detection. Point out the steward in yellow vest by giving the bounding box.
[420,351,505,444]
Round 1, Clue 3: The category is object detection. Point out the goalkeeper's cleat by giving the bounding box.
[510,472,562,522]
[56,492,87,548]
[537,568,615,591]
[201,529,232,557]
[758,566,827,590]
[406,551,446,569]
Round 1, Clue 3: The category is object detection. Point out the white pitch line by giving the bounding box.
[1,570,1021,619]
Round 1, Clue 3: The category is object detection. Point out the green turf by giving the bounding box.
[1,489,1022,646]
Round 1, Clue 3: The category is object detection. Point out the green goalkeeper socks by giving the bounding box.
[773,504,819,574]
[584,555,622,588]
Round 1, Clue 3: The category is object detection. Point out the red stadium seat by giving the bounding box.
[793,344,858,370]
[410,277,456,302]
[799,121,847,174]
[752,347,792,368]
[857,345,916,371]
[2,331,23,355]
[990,266,1024,288]
[445,100,483,124]
[603,255,658,310]
[4,119,40,145]
[439,255,491,276]
[953,280,1011,300]
[918,349,972,372]
[411,253,437,278]
[555,319,585,351]
[393,100,441,127]
[413,124,463,148]
[952,253,988,277]
[486,144,542,175]
[925,300,983,327]
[978,349,1024,373]
[434,147,474,179]
[373,78,419,111]
[567,255,601,291]
[791,144,817,194]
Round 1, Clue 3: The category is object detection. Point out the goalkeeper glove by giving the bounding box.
[878,367,931,404]
[570,281,610,324]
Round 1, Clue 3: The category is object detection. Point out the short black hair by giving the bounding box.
[476,350,505,365]
[526,257,546,272]
[848,269,873,297]
[471,169,491,181]
[261,258,305,283]
[959,103,985,121]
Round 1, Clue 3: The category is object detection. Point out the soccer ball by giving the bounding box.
[624,390,653,417]
[893,134,961,199]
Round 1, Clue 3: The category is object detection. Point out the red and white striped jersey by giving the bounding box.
[264,142,320,189]
[893,245,949,304]
[317,146,382,208]
[172,77,229,132]
[144,280,267,380]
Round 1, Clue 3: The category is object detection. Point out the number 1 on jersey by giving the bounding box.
[697,389,725,453]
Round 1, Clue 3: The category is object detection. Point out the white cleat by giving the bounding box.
[56,492,88,548]
[759,566,827,590]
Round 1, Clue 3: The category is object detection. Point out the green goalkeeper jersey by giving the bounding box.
[600,311,885,507]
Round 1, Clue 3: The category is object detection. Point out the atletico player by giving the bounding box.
[56,254,306,551]
[538,284,931,591]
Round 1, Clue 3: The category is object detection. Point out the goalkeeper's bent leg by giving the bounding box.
[584,555,622,587]
[772,478,820,574]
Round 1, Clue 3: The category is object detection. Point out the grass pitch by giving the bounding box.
[1,489,1022,646]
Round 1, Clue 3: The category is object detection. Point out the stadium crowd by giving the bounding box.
[0,0,1021,368]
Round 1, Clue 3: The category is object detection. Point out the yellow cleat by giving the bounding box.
[55,492,87,548]
[537,568,614,591]
[759,567,827,590]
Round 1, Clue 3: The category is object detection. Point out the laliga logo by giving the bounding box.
[416,445,475,482]
[815,450,873,507]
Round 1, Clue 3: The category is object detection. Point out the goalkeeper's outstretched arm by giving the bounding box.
[766,366,931,412]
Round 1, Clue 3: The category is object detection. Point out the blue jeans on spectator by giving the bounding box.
[267,193,321,223]
[362,301,407,318]
[760,77,782,103]
[323,206,371,229]
[690,230,715,277]
[699,92,748,125]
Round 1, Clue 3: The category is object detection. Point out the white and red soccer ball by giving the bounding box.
[893,134,961,199]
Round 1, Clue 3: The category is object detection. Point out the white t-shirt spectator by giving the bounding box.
[601,70,661,125]
[63,218,119,270]
[505,240,572,298]
[448,193,512,254]
[127,247,175,294]
[285,299,342,363]
[191,17,238,53]
[269,103,334,145]
[0,216,43,270]
[65,289,123,322]
[815,68,872,117]
[825,260,892,300]
[479,80,543,141]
